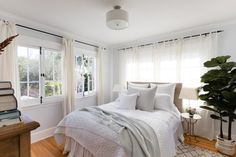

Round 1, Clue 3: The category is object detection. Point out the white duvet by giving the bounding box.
[55,102,183,157]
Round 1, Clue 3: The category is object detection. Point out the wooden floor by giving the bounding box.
[31,137,65,157]
[31,136,236,157]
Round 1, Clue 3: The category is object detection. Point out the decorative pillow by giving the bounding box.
[127,86,157,111]
[154,94,176,112]
[128,82,149,89]
[116,93,138,110]
[151,83,176,102]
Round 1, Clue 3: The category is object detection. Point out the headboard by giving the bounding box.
[128,82,183,112]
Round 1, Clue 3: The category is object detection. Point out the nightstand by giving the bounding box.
[181,112,201,140]
[0,115,40,157]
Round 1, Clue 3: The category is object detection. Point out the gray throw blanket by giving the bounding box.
[81,107,160,157]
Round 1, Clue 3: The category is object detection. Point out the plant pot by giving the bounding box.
[215,135,236,156]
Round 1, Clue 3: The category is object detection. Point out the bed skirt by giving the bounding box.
[64,137,95,157]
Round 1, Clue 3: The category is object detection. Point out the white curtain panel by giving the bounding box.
[0,20,21,106]
[62,38,75,115]
[96,47,104,105]
[118,33,219,140]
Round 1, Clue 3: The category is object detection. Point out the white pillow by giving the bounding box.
[151,83,176,102]
[154,94,176,111]
[116,93,138,110]
[127,86,157,111]
[128,82,149,89]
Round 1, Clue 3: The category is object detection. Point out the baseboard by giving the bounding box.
[31,127,56,143]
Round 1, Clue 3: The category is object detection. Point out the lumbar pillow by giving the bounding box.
[151,83,176,102]
[128,82,149,89]
[127,86,157,111]
[154,94,176,111]
[116,93,138,110]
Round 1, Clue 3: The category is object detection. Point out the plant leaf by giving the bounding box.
[200,106,218,112]
[220,62,236,71]
[210,114,221,120]
[203,56,231,67]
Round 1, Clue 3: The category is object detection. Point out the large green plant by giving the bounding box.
[199,55,236,140]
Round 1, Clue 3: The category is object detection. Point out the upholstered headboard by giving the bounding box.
[128,82,183,112]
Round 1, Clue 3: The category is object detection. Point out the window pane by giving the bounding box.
[76,56,83,94]
[45,81,54,97]
[54,53,62,81]
[44,50,54,80]
[28,48,40,82]
[18,47,28,82]
[54,81,62,95]
[45,81,62,96]
[29,82,39,98]
[20,83,27,97]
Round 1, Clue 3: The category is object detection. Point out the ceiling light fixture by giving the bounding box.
[106,5,129,30]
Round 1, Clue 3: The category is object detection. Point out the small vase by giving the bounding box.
[189,113,194,118]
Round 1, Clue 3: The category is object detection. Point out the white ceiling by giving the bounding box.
[0,0,236,45]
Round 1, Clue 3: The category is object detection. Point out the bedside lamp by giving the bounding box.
[179,87,199,115]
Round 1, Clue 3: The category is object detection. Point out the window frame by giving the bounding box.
[74,48,97,99]
[17,36,63,107]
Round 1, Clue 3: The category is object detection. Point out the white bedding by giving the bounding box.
[55,102,183,157]
[100,102,182,157]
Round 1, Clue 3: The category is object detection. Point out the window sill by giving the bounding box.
[20,96,63,109]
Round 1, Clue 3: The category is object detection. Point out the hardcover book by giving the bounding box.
[0,95,17,112]
[0,110,21,120]
[0,88,14,96]
[0,117,21,127]
[0,81,12,89]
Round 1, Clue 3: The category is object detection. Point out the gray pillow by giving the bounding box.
[127,86,157,111]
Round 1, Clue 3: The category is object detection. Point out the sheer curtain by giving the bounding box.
[0,20,20,106]
[118,33,219,139]
[62,38,75,115]
[181,34,218,140]
[153,40,182,82]
[96,47,105,105]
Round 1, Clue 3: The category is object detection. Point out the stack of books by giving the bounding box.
[0,81,21,127]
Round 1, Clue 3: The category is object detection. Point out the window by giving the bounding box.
[17,45,62,105]
[18,46,40,100]
[75,53,96,97]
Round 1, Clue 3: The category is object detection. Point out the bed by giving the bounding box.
[54,82,183,157]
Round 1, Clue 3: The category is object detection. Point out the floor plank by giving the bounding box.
[31,137,65,157]
[31,136,236,157]
[184,135,236,157]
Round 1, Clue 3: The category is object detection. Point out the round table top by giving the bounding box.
[181,112,202,120]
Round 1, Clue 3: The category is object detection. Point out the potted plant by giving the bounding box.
[198,55,236,155]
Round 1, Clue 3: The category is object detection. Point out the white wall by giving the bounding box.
[22,102,63,143]
[110,20,236,140]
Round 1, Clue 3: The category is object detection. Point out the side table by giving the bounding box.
[181,112,201,140]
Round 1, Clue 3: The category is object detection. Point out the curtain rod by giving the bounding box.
[15,24,101,49]
[0,19,106,50]
[118,30,223,51]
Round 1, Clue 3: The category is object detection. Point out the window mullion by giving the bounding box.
[53,53,55,96]
[82,55,85,96]
[27,48,30,97]
[40,47,45,103]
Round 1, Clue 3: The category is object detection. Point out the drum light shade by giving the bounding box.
[106,6,129,30]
